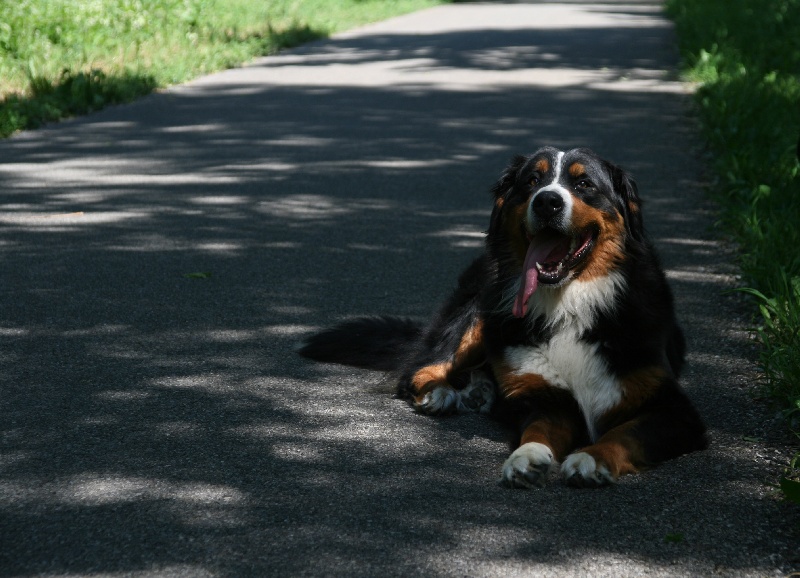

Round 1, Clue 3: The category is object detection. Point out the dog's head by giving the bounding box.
[488,147,643,318]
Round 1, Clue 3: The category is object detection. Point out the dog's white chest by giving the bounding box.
[503,326,622,440]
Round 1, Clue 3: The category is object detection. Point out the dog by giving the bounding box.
[299,147,708,488]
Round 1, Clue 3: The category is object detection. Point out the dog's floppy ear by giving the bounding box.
[608,162,645,243]
[488,155,527,237]
[491,155,527,201]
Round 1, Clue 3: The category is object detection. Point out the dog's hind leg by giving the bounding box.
[456,371,496,414]
[413,369,495,415]
[405,319,490,415]
[410,363,461,414]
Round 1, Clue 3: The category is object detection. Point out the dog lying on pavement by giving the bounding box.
[300,147,708,488]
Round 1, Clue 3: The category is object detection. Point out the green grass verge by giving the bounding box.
[666,0,800,497]
[0,0,444,138]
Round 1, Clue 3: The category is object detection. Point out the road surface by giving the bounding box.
[1,1,798,576]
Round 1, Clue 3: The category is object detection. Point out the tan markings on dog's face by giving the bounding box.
[534,158,550,174]
[569,196,626,280]
[568,162,586,177]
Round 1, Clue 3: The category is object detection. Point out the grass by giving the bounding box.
[0,0,444,138]
[666,0,800,499]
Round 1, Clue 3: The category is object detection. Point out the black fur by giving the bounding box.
[298,316,422,372]
[299,147,708,487]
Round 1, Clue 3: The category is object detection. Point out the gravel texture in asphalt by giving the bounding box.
[1,2,798,576]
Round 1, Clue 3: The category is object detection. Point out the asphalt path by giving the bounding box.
[1,1,798,576]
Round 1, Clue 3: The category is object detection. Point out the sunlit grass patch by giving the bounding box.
[0,0,444,137]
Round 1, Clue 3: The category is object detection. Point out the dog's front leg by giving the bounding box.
[561,382,708,487]
[499,389,588,488]
[560,421,643,487]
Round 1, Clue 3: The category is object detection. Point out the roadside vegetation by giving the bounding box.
[0,0,443,138]
[666,0,800,498]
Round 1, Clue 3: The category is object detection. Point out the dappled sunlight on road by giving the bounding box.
[1,1,796,576]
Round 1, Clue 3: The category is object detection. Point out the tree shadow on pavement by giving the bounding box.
[1,4,798,576]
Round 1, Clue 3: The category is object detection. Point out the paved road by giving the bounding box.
[1,1,798,576]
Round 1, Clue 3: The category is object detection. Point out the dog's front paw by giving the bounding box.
[501,442,554,488]
[456,372,496,414]
[414,384,459,415]
[561,452,616,488]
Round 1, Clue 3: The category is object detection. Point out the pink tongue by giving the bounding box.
[512,236,571,318]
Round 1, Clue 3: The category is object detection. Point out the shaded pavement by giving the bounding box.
[1,1,798,576]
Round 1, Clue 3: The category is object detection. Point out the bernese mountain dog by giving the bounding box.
[299,147,708,488]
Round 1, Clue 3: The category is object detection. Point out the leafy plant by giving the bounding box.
[781,452,800,504]
[664,533,685,544]
[666,0,800,498]
[737,279,800,425]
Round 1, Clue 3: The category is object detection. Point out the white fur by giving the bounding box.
[498,264,625,327]
[503,273,626,441]
[526,271,625,333]
[528,185,573,233]
[553,150,565,181]
[501,442,554,488]
[504,337,620,442]
[501,151,629,444]
[561,452,615,486]
[415,386,458,415]
[528,150,573,233]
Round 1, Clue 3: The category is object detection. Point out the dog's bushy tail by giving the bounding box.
[298,316,423,372]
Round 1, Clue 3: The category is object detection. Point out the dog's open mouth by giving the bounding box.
[512,227,596,318]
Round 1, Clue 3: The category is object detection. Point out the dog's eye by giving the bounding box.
[530,175,541,187]
[575,179,593,190]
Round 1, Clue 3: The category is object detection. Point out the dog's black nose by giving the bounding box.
[532,190,565,220]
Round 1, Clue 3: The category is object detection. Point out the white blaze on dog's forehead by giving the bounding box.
[536,150,569,196]
[552,150,566,182]
[528,149,572,234]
